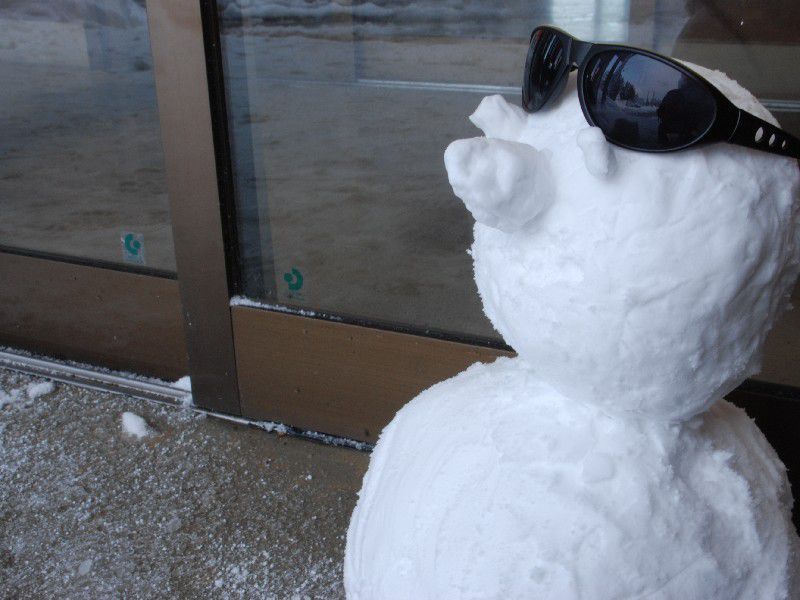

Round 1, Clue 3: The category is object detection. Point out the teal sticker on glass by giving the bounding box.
[121,232,145,265]
[283,267,304,300]
[283,267,304,291]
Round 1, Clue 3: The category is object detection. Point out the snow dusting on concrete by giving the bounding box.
[0,368,367,598]
[0,377,55,409]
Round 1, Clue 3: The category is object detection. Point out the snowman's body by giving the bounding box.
[346,359,798,599]
[345,66,800,599]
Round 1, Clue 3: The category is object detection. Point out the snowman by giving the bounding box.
[344,50,800,598]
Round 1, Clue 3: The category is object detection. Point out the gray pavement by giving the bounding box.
[0,368,369,599]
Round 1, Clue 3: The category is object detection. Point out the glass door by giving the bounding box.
[3,0,796,440]
[212,0,800,442]
[0,1,187,380]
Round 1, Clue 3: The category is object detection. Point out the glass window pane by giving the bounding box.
[0,1,175,272]
[220,0,800,340]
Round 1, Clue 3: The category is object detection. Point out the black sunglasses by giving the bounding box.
[523,25,800,158]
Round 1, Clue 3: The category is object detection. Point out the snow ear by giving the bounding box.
[444,137,554,233]
[577,127,616,178]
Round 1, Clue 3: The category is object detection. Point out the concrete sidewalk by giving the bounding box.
[0,368,369,599]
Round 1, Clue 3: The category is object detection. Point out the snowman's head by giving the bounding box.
[444,68,800,421]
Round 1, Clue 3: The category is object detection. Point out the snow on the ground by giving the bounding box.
[121,411,152,439]
[0,377,55,409]
[0,388,21,409]
[172,375,193,407]
[0,367,366,599]
[26,380,54,400]
[173,376,191,391]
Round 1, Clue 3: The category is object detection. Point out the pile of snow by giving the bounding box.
[121,411,153,439]
[0,388,21,409]
[173,375,194,408]
[173,376,191,392]
[26,380,55,400]
[1,378,55,409]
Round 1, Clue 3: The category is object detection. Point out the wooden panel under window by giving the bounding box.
[0,251,187,379]
[759,282,800,388]
[234,283,799,443]
[232,305,512,442]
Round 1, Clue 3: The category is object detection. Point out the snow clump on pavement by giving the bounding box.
[121,411,153,439]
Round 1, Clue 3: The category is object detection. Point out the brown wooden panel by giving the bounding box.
[0,252,187,380]
[233,306,512,442]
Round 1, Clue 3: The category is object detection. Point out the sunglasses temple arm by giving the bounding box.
[728,109,800,160]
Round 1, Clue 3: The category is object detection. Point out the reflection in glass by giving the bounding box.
[583,51,716,150]
[220,0,800,340]
[525,28,568,111]
[0,1,174,271]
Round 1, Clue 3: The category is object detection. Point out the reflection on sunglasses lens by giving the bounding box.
[582,51,716,150]
[523,29,566,111]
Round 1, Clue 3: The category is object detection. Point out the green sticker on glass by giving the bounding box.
[121,232,145,265]
[283,267,304,291]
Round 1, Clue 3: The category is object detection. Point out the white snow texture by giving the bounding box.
[121,412,152,439]
[0,379,55,408]
[447,67,800,422]
[346,66,800,599]
[346,359,799,599]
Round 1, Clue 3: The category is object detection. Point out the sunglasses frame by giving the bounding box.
[523,25,800,158]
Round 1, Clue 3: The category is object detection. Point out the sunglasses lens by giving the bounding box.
[582,50,716,150]
[523,28,567,112]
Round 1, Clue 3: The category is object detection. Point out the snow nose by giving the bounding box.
[444,137,554,233]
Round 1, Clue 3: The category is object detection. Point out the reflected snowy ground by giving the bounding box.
[0,3,174,270]
[219,0,641,338]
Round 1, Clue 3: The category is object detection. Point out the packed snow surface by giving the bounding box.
[345,359,800,599]
[445,67,800,421]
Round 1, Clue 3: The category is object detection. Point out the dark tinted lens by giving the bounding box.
[523,28,567,112]
[582,51,716,150]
